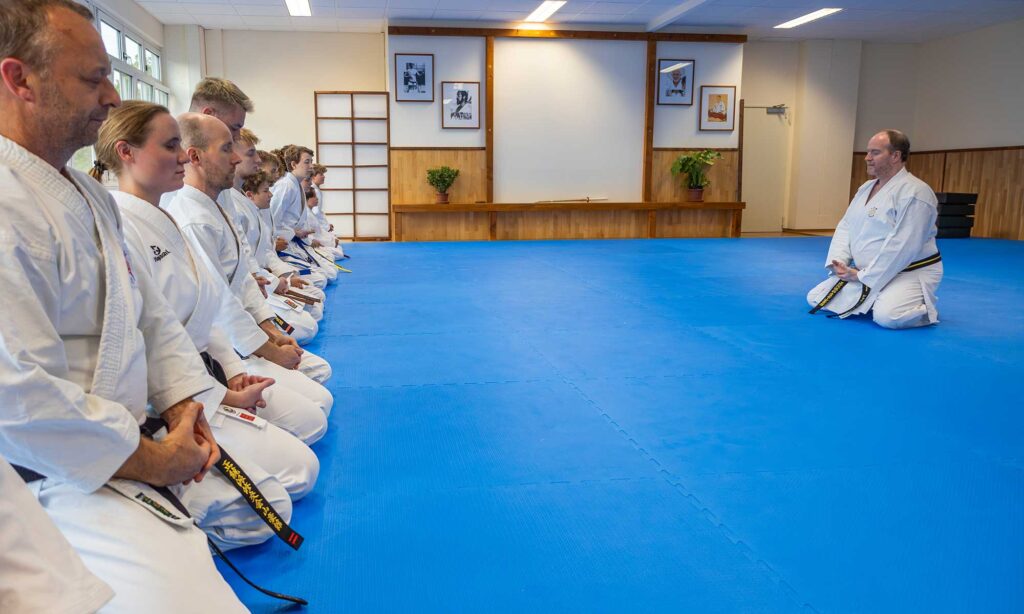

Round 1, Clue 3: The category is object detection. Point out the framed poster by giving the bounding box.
[656,59,695,106]
[394,53,433,102]
[699,85,736,131]
[441,81,480,129]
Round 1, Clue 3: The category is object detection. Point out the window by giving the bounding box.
[123,35,141,70]
[100,21,119,58]
[135,80,153,102]
[92,9,165,105]
[144,49,160,80]
[109,69,131,99]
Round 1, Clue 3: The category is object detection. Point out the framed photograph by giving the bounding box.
[656,59,695,106]
[441,81,480,129]
[394,53,433,102]
[699,85,736,131]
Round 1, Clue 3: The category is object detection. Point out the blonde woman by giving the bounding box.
[91,101,320,548]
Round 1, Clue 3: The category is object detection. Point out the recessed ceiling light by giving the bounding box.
[660,62,691,73]
[774,8,842,29]
[285,0,311,17]
[524,1,567,23]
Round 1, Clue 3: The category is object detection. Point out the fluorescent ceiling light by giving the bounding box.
[774,8,842,29]
[285,0,311,17]
[660,62,691,73]
[524,1,566,23]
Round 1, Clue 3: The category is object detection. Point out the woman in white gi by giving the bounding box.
[310,163,346,259]
[93,101,320,512]
[807,129,943,329]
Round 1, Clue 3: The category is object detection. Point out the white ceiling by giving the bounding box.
[139,0,1024,42]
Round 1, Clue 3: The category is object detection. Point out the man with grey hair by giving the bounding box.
[807,129,943,328]
[0,1,247,610]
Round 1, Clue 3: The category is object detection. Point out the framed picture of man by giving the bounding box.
[656,59,695,106]
[699,85,736,131]
[394,53,434,102]
[441,81,480,129]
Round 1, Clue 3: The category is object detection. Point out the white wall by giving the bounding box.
[653,41,744,149]
[494,38,647,203]
[852,43,918,149]
[787,39,862,229]
[912,19,1024,150]
[162,25,204,115]
[388,36,486,148]
[213,30,386,150]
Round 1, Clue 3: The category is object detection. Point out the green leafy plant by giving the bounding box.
[426,166,460,194]
[670,149,722,189]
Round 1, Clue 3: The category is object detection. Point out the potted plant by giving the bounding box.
[426,166,460,204]
[670,149,722,202]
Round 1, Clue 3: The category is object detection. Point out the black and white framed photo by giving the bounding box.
[699,85,736,131]
[394,53,434,102]
[657,59,695,106]
[441,81,480,129]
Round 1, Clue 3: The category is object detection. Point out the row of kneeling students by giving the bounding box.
[0,2,347,611]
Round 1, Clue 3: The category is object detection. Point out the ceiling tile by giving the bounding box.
[339,7,387,17]
[179,3,238,15]
[233,4,291,16]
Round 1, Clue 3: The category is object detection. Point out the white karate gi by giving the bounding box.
[230,188,325,327]
[115,191,320,505]
[813,167,943,328]
[271,173,338,283]
[0,456,113,614]
[0,136,246,612]
[164,186,334,390]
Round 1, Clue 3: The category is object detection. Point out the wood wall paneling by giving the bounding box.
[651,149,740,203]
[495,210,648,240]
[945,148,1024,240]
[907,152,945,194]
[654,209,734,238]
[389,149,488,205]
[397,212,492,241]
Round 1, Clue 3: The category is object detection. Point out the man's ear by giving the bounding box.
[0,58,37,103]
[186,146,202,165]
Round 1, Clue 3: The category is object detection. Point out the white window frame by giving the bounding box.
[86,3,169,104]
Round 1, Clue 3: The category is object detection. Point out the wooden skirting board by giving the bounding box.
[393,202,745,242]
[851,145,1024,240]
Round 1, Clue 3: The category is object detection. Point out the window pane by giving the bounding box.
[69,147,94,174]
[123,36,141,70]
[109,69,124,98]
[100,22,119,58]
[156,90,169,107]
[144,49,160,80]
[135,80,153,102]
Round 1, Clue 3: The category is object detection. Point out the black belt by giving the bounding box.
[198,351,304,550]
[809,252,941,316]
[13,411,307,606]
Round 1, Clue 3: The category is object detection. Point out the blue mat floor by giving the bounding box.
[219,237,1024,613]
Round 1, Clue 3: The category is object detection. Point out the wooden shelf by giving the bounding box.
[393,201,746,241]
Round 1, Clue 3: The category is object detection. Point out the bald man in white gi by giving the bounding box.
[808,129,943,328]
[163,114,334,431]
[0,2,248,610]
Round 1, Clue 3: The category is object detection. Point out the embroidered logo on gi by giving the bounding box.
[135,492,181,520]
[867,207,877,217]
[150,245,171,261]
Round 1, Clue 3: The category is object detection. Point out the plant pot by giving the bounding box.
[435,191,449,204]
[686,188,705,202]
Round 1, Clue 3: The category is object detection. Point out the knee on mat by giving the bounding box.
[297,404,329,445]
[206,478,293,550]
[284,444,320,500]
[872,302,930,329]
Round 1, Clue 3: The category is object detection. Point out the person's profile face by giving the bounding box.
[864,133,900,178]
[40,7,121,149]
[234,140,260,178]
[125,112,187,195]
[205,124,240,191]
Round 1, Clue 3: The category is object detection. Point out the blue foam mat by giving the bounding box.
[221,238,1024,613]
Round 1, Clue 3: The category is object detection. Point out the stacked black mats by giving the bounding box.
[936,192,976,238]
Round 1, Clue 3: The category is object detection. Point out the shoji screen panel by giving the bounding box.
[314,91,391,240]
